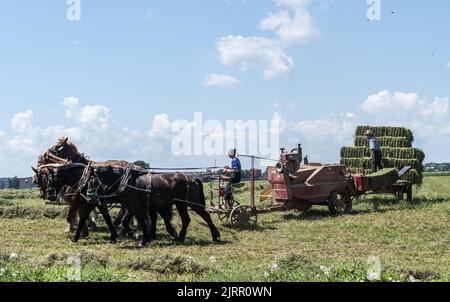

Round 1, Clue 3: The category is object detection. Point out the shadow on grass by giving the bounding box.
[221,222,277,232]
[358,196,449,209]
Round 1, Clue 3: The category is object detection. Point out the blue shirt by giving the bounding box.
[231,157,241,172]
[369,137,381,151]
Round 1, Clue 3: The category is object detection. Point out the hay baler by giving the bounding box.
[268,145,414,215]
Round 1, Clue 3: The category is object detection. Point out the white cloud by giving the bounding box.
[11,110,34,133]
[203,74,241,88]
[217,35,294,79]
[213,0,321,80]
[358,91,450,163]
[340,112,356,119]
[63,96,79,106]
[260,0,318,43]
[361,91,419,114]
[362,91,449,121]
[63,97,111,129]
[272,112,356,163]
[148,113,172,138]
[421,97,449,118]
[292,119,355,144]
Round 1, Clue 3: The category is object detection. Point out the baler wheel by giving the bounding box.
[230,205,258,228]
[328,192,353,215]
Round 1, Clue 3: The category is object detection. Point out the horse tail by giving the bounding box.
[195,179,206,206]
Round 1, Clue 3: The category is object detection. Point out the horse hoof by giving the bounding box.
[213,238,222,244]
[174,238,185,244]
[71,238,79,243]
[127,232,135,239]
[110,239,117,245]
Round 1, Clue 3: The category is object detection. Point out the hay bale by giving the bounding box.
[356,126,414,142]
[368,168,399,190]
[400,169,422,184]
[343,126,424,185]
[341,147,425,162]
[354,136,412,148]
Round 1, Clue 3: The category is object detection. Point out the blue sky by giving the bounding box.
[0,0,449,177]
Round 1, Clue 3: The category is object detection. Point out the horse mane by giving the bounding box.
[55,163,87,173]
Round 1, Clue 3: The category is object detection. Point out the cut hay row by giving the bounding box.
[341,147,425,162]
[354,136,412,148]
[356,126,414,142]
[340,158,423,172]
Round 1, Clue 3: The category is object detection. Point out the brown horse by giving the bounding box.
[87,166,221,245]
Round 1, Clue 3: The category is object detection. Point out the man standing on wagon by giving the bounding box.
[223,149,242,209]
[366,130,383,172]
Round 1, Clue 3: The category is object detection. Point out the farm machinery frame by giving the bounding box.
[207,145,414,228]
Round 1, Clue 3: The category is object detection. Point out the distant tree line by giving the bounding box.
[0,177,20,189]
[424,163,450,172]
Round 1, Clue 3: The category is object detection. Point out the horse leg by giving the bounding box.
[114,207,127,228]
[175,204,191,243]
[73,204,95,243]
[149,208,158,240]
[191,205,221,243]
[121,210,135,239]
[87,213,98,232]
[97,204,118,244]
[66,203,78,233]
[77,207,89,239]
[160,209,178,239]
[133,210,151,247]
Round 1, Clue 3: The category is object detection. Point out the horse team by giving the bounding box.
[32,138,221,246]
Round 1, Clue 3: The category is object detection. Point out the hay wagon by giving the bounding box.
[207,145,414,228]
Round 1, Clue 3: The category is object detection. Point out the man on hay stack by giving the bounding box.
[365,129,383,172]
[222,149,242,209]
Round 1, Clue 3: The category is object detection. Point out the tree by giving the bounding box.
[8,176,20,189]
[133,160,150,169]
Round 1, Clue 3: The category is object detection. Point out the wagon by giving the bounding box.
[207,144,414,228]
[207,145,354,228]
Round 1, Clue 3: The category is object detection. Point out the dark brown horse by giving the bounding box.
[44,163,178,245]
[87,167,221,245]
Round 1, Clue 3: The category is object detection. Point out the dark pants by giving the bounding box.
[225,173,241,201]
[372,150,383,172]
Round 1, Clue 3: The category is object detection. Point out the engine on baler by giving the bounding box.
[268,145,350,213]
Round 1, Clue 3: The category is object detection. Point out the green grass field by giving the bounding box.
[1,176,450,282]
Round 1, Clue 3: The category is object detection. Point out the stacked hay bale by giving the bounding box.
[340,126,425,185]
[366,168,399,190]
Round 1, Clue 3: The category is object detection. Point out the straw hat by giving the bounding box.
[227,149,236,156]
[365,129,374,136]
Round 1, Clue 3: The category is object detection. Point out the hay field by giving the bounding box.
[0,176,449,282]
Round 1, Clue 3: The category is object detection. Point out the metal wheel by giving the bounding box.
[229,205,258,228]
[219,198,240,210]
[218,211,230,222]
[328,192,353,215]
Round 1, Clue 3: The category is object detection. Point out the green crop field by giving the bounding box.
[1,176,450,282]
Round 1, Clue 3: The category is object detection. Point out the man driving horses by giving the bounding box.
[223,149,242,208]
